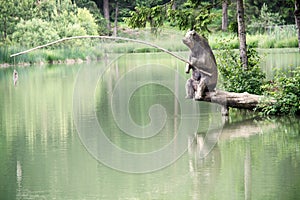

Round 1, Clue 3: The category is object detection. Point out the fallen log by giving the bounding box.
[198,90,274,115]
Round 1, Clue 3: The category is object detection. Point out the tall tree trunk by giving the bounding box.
[3,18,7,40]
[113,1,119,37]
[295,0,300,51]
[103,0,111,33]
[237,0,248,69]
[222,0,228,31]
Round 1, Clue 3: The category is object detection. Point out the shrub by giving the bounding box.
[260,67,300,115]
[216,38,266,95]
[77,8,98,36]
[12,18,59,47]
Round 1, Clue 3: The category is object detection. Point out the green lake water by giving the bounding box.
[1,51,300,200]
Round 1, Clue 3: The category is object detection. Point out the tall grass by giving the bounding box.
[0,45,103,65]
[209,25,298,49]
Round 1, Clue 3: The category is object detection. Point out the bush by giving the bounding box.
[77,8,98,35]
[12,18,59,47]
[12,7,99,49]
[260,67,300,115]
[216,38,266,95]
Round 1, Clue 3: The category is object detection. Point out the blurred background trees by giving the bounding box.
[0,0,299,49]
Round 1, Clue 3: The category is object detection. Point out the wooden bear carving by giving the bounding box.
[183,30,218,100]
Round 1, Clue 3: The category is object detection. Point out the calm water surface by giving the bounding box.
[0,51,300,200]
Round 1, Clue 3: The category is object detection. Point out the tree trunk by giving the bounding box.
[222,0,228,31]
[197,90,274,115]
[103,0,111,32]
[295,0,300,51]
[113,1,119,37]
[3,18,7,40]
[202,90,262,109]
[236,0,248,69]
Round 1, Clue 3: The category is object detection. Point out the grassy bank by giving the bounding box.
[209,33,298,49]
[104,27,298,53]
[209,25,298,49]
[0,45,103,66]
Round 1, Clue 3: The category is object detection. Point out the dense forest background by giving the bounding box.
[0,0,297,46]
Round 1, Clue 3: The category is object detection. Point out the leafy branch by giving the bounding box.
[124,0,218,36]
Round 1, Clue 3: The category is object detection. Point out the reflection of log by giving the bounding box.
[219,117,276,140]
[198,90,274,115]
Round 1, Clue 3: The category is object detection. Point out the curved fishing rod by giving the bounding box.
[10,35,212,76]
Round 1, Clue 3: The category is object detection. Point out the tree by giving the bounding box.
[11,2,98,47]
[295,0,300,51]
[236,0,248,69]
[0,0,15,40]
[103,0,111,32]
[113,0,119,36]
[244,0,294,25]
[222,0,228,31]
[75,0,108,34]
[126,5,167,34]
[12,18,60,47]
[126,1,216,35]
[0,0,36,42]
[248,3,284,34]
[77,7,99,35]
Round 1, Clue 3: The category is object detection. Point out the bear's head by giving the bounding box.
[182,30,201,50]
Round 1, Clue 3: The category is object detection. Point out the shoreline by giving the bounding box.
[0,57,96,68]
[1,47,299,69]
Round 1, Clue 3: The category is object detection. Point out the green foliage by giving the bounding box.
[125,5,166,34]
[52,10,78,38]
[12,18,60,47]
[34,0,58,21]
[0,45,103,64]
[125,1,216,36]
[228,21,238,35]
[12,6,98,48]
[76,0,108,34]
[167,1,216,35]
[216,38,266,95]
[244,0,295,25]
[125,7,148,29]
[260,67,300,115]
[1,0,104,44]
[77,8,98,35]
[274,38,298,48]
[0,0,36,41]
[257,37,276,48]
[209,25,298,50]
[252,3,284,29]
